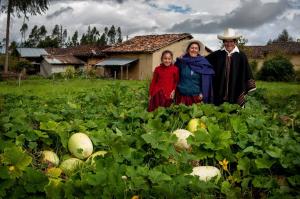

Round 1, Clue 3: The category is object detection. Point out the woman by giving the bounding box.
[206,28,256,106]
[175,40,215,106]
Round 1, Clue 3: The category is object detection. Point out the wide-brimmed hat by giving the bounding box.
[217,28,241,40]
[182,39,206,56]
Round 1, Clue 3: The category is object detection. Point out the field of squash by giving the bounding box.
[0,80,299,198]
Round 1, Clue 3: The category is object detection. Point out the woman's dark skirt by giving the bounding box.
[175,91,202,106]
[148,90,173,112]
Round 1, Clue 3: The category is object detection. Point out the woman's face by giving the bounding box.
[188,44,200,57]
[162,53,172,66]
[223,40,236,53]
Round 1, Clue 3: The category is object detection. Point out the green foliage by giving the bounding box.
[0,81,299,198]
[64,66,76,79]
[249,60,258,75]
[14,60,33,73]
[258,55,296,81]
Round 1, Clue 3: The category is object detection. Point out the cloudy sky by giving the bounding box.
[0,0,299,50]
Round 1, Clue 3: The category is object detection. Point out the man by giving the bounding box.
[206,28,256,106]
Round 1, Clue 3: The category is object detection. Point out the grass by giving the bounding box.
[0,79,299,102]
[0,79,146,98]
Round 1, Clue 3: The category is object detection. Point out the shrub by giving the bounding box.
[14,60,33,73]
[64,66,76,79]
[249,60,258,77]
[258,56,295,81]
[83,65,96,79]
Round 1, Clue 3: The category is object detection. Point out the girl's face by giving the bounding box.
[162,53,173,66]
[188,44,200,57]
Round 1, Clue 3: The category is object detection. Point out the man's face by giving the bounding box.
[223,40,236,53]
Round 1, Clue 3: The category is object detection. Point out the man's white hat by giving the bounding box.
[217,28,241,40]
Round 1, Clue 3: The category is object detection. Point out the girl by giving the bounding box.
[148,50,179,112]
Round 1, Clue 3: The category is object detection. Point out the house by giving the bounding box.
[243,42,300,71]
[97,33,212,80]
[46,44,109,67]
[16,48,49,74]
[40,54,85,77]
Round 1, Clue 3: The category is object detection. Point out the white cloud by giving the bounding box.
[0,0,299,50]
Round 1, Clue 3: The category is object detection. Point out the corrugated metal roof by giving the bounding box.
[43,55,85,65]
[17,48,48,58]
[96,58,138,66]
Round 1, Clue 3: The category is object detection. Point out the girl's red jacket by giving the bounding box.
[149,64,179,99]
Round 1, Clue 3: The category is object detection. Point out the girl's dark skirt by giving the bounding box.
[148,90,173,112]
[175,91,202,106]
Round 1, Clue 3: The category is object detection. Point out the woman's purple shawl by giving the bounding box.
[176,54,215,103]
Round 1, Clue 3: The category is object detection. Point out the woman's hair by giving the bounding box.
[161,50,173,61]
[186,41,201,54]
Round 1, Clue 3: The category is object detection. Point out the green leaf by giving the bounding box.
[255,155,276,169]
[252,176,277,189]
[22,167,49,193]
[237,157,251,176]
[230,117,248,134]
[2,147,32,171]
[148,170,172,184]
[287,175,300,187]
[266,145,282,158]
[44,178,64,199]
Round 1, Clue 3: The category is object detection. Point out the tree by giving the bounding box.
[268,29,294,44]
[52,25,60,38]
[20,22,28,46]
[107,25,116,44]
[39,25,47,40]
[98,33,107,46]
[70,30,79,47]
[117,27,122,43]
[37,36,59,48]
[258,55,295,81]
[80,26,100,45]
[276,29,293,42]
[2,0,49,74]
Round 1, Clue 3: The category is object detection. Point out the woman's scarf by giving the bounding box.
[176,54,215,103]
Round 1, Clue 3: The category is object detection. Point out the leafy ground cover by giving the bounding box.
[0,80,299,198]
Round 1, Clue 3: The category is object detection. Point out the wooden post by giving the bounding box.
[121,66,123,80]
[126,65,129,80]
[114,70,116,80]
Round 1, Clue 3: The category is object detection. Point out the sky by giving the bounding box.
[0,0,300,50]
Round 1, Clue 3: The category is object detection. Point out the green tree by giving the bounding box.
[27,25,39,47]
[108,25,116,44]
[37,36,59,48]
[258,55,295,81]
[52,24,60,38]
[98,33,107,46]
[81,26,100,45]
[268,29,294,44]
[20,22,28,46]
[117,27,122,43]
[39,25,47,39]
[71,30,79,47]
[2,0,49,74]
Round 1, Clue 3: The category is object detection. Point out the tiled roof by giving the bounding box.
[46,44,110,57]
[244,42,300,59]
[43,55,85,65]
[103,33,193,53]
